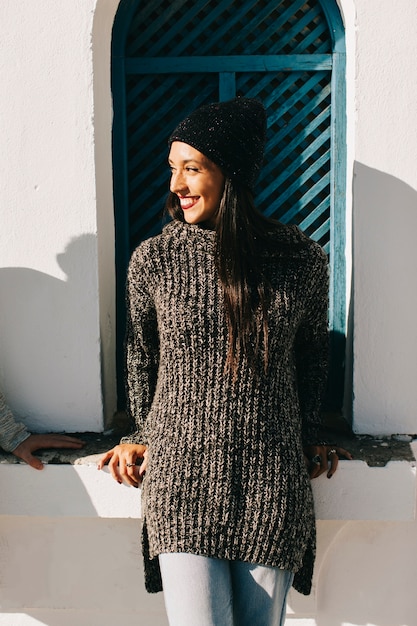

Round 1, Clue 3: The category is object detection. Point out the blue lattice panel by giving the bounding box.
[111,0,346,409]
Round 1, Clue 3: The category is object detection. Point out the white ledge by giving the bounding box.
[312,459,416,521]
[0,456,415,521]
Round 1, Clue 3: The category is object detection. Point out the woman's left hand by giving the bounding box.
[304,444,352,479]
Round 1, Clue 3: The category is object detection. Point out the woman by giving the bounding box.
[99,98,350,625]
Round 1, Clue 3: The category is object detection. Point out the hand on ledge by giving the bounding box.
[304,444,353,479]
[97,443,148,488]
[12,434,85,470]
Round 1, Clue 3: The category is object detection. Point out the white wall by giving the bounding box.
[0,0,113,432]
[352,0,417,435]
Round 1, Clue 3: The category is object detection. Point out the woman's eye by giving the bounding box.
[186,167,199,172]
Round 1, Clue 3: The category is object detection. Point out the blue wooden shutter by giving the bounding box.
[112,0,346,413]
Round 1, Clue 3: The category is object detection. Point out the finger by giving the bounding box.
[308,451,322,479]
[97,448,115,470]
[337,447,353,460]
[26,455,44,470]
[315,463,328,478]
[122,460,141,487]
[327,451,339,478]
[309,460,323,479]
[15,451,44,470]
[139,456,148,477]
[320,448,328,468]
[309,465,319,479]
[44,434,85,443]
[27,434,85,448]
[53,436,85,446]
[108,454,123,484]
[310,466,324,479]
[40,438,85,449]
[131,466,142,487]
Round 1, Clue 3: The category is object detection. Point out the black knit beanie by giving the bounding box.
[169,97,267,190]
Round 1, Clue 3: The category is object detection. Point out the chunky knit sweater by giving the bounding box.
[122,219,329,596]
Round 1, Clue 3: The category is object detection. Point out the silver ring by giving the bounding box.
[328,449,337,457]
[311,454,321,465]
[126,463,135,467]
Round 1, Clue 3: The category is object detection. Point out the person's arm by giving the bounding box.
[295,246,343,477]
[98,246,159,485]
[0,391,31,452]
[122,246,159,445]
[0,391,84,470]
[296,246,330,442]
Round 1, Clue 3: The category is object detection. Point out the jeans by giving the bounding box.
[159,553,294,626]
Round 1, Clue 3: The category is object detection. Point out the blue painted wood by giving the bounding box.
[219,73,236,101]
[129,0,196,56]
[125,55,333,74]
[264,158,331,219]
[258,135,331,208]
[111,0,347,413]
[329,52,347,357]
[244,0,309,55]
[299,197,330,231]
[111,0,142,404]
[319,1,346,53]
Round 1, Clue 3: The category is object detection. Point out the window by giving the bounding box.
[111,0,347,419]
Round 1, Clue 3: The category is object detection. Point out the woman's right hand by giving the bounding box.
[97,443,148,487]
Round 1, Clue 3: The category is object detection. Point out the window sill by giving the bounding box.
[0,433,415,521]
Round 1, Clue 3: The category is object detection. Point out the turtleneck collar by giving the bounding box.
[163,219,217,252]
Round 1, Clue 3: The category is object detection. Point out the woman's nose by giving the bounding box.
[170,169,187,194]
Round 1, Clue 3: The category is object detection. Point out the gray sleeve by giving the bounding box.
[0,391,31,452]
[121,247,159,445]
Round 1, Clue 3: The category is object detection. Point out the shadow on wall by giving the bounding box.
[311,162,417,626]
[0,234,102,432]
[351,162,417,433]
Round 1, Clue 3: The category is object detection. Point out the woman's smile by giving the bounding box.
[178,196,200,210]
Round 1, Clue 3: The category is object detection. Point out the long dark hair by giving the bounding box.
[166,178,281,377]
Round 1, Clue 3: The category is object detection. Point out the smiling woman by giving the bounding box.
[168,142,225,228]
[98,97,350,626]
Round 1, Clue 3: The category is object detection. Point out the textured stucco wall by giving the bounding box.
[352,0,417,435]
[0,0,107,432]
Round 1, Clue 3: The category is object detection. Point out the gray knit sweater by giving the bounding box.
[123,220,329,596]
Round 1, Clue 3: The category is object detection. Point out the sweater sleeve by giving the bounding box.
[295,246,329,446]
[0,391,31,452]
[120,248,159,445]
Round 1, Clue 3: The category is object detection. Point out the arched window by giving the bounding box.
[112,0,347,420]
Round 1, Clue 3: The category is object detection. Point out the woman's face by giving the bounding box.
[168,141,225,228]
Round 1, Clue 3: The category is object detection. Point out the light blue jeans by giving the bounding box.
[159,553,294,626]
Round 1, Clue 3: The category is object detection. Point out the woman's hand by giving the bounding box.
[304,444,352,479]
[97,443,148,487]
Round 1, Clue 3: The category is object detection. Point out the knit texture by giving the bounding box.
[0,391,31,452]
[122,220,329,596]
